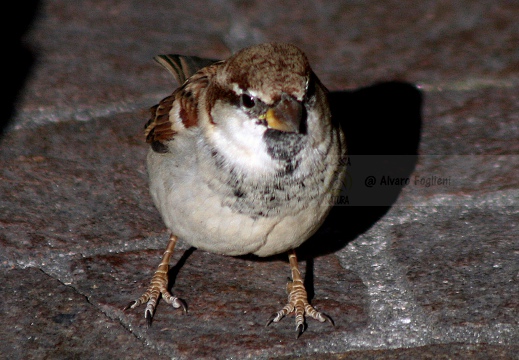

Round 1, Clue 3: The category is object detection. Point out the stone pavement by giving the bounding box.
[1,0,518,359]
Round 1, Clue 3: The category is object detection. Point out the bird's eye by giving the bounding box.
[240,94,256,109]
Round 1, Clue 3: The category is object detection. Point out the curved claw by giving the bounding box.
[321,312,335,327]
[123,301,137,311]
[173,297,188,313]
[296,323,305,339]
[145,308,154,328]
[265,312,282,327]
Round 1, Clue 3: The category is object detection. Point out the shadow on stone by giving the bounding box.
[299,81,423,259]
[304,257,315,300]
[167,247,197,306]
[1,0,40,138]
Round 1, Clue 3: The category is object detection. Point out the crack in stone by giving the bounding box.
[33,265,166,357]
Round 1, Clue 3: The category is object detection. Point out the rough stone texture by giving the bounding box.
[0,267,166,359]
[0,113,162,264]
[1,0,517,359]
[391,207,518,328]
[282,344,519,360]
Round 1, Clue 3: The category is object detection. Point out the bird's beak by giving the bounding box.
[262,95,303,133]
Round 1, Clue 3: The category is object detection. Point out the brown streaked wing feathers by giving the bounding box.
[144,95,176,153]
[144,56,223,152]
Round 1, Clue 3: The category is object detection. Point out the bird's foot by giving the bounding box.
[124,281,187,327]
[266,279,333,338]
[266,250,333,338]
[124,235,187,326]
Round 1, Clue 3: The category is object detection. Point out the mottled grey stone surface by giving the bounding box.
[0,267,166,359]
[1,0,517,358]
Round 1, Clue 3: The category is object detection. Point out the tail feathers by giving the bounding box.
[154,55,220,85]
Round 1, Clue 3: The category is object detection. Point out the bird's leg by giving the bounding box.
[124,234,187,326]
[266,249,333,338]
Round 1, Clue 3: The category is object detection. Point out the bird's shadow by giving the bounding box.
[298,81,423,259]
[167,247,197,306]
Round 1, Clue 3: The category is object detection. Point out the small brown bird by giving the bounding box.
[126,43,347,337]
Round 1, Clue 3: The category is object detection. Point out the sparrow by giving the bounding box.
[125,43,347,338]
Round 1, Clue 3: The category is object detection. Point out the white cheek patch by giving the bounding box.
[208,102,276,174]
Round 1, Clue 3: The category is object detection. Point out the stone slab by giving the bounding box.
[2,0,518,358]
[0,267,166,359]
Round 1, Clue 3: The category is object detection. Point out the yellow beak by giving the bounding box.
[263,96,303,133]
